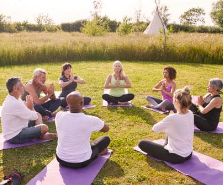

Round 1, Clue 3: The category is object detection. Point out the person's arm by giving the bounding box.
[161,81,176,97]
[116,76,132,88]
[197,97,221,114]
[74,76,85,84]
[100,123,109,132]
[25,84,49,104]
[59,78,73,88]
[152,80,163,92]
[152,115,172,133]
[104,75,116,89]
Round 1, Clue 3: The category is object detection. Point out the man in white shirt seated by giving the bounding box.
[55,91,110,168]
[1,77,57,144]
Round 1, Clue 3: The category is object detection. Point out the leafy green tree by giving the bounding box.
[179,7,205,25]
[210,0,223,27]
[81,19,108,36]
[117,16,132,35]
[35,13,56,32]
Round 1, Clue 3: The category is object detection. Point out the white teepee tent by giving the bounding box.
[143,7,167,34]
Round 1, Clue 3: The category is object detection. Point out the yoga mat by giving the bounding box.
[102,89,132,107]
[0,133,53,151]
[134,139,223,185]
[63,104,96,111]
[27,150,112,185]
[45,105,96,122]
[141,105,169,114]
[194,122,223,134]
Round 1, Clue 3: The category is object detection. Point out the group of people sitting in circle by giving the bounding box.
[1,60,222,168]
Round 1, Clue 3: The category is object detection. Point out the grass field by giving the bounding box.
[0,61,223,185]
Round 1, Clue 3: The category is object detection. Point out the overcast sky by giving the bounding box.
[0,0,219,25]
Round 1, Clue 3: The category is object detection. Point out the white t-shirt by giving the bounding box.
[1,95,38,140]
[55,111,104,163]
[153,110,194,157]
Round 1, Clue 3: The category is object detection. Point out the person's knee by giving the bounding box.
[34,104,42,111]
[130,93,135,99]
[104,136,111,146]
[102,94,109,99]
[138,140,147,148]
[40,124,49,134]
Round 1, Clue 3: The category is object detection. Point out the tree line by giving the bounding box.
[0,0,223,35]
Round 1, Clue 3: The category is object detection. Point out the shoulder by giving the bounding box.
[59,76,66,81]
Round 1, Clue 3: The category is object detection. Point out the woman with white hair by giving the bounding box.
[102,61,134,105]
[190,78,223,131]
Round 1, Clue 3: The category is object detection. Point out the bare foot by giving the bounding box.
[41,133,57,140]
[118,101,129,105]
[42,115,49,121]
[145,104,154,108]
[99,148,108,155]
[109,102,116,105]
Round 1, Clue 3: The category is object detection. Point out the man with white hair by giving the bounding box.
[1,77,57,143]
[21,68,61,121]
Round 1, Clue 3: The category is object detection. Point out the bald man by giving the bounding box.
[55,91,110,169]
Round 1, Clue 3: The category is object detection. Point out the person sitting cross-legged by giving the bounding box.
[55,91,110,169]
[1,77,57,144]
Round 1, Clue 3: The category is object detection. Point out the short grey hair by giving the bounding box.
[209,78,223,92]
[33,68,46,78]
[6,77,21,93]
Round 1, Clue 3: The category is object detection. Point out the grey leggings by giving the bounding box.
[146,96,174,111]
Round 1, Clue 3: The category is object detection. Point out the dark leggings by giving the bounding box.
[102,93,134,104]
[138,140,192,164]
[190,104,218,131]
[60,96,91,108]
[146,96,174,111]
[56,136,110,169]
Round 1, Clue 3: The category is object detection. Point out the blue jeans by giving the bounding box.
[8,120,42,144]
[34,99,61,117]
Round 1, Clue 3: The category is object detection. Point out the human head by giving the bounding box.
[6,77,22,93]
[33,68,47,84]
[173,86,192,110]
[66,91,83,113]
[113,60,125,78]
[209,78,223,93]
[163,66,177,80]
[61,63,72,76]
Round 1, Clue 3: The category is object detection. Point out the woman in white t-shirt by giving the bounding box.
[138,86,194,164]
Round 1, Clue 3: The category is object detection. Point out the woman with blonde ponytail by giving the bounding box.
[138,86,194,164]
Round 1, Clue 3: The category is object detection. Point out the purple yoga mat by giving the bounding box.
[141,105,169,114]
[45,105,96,122]
[191,95,198,104]
[134,139,223,185]
[103,101,132,107]
[194,122,223,133]
[0,133,53,150]
[27,150,112,185]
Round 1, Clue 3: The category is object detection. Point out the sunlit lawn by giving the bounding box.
[0,61,222,185]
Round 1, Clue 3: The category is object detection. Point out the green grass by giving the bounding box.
[0,61,223,185]
[0,32,223,65]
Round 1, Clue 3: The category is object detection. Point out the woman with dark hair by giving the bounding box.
[146,66,177,111]
[190,78,222,131]
[58,63,91,108]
